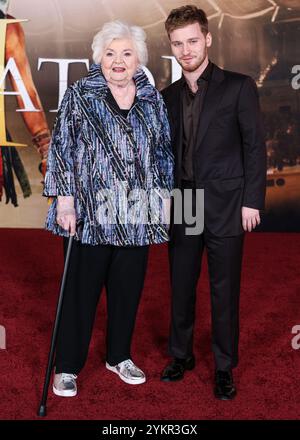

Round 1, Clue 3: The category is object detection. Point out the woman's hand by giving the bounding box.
[56,196,76,236]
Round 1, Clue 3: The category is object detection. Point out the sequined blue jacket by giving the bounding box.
[43,64,174,246]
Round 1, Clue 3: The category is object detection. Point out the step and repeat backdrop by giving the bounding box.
[0,0,299,230]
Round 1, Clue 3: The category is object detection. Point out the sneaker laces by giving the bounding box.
[61,373,77,382]
[122,359,137,372]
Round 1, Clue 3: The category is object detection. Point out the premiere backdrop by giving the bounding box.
[0,0,299,230]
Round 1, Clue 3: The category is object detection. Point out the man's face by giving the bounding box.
[169,22,212,73]
[0,0,9,15]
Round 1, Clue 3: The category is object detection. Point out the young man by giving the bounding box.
[160,5,266,400]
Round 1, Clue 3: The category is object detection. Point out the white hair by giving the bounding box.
[91,20,148,66]
[0,0,9,14]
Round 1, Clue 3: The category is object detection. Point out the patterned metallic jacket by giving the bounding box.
[43,63,174,246]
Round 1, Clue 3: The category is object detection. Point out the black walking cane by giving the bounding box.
[37,233,74,417]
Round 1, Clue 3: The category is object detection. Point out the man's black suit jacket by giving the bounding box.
[161,63,267,237]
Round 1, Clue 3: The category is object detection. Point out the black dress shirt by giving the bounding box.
[181,61,213,182]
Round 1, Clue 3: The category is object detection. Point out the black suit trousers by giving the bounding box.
[55,239,149,374]
[168,185,244,371]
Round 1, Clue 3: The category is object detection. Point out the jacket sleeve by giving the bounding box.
[154,92,174,192]
[238,76,267,210]
[43,87,78,197]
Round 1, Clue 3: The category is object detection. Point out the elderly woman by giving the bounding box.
[43,20,173,397]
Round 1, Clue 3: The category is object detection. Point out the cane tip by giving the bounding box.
[37,404,47,417]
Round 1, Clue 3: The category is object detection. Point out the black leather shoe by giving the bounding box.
[214,370,236,400]
[160,356,195,382]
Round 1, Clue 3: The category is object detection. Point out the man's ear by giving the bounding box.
[206,32,212,48]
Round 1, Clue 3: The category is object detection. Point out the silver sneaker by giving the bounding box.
[53,373,77,397]
[106,359,146,385]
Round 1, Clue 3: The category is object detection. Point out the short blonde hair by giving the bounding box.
[165,5,208,37]
[92,20,148,66]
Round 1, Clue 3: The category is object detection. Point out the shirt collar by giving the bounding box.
[198,60,213,82]
[82,63,157,103]
[181,60,213,88]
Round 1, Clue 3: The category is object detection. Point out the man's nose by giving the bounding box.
[182,44,190,55]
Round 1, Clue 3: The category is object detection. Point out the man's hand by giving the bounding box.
[241,206,260,232]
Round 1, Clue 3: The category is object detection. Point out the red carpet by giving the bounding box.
[0,229,300,420]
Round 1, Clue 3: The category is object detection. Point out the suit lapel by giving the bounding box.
[195,64,226,150]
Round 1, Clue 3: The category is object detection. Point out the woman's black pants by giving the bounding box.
[55,238,149,375]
